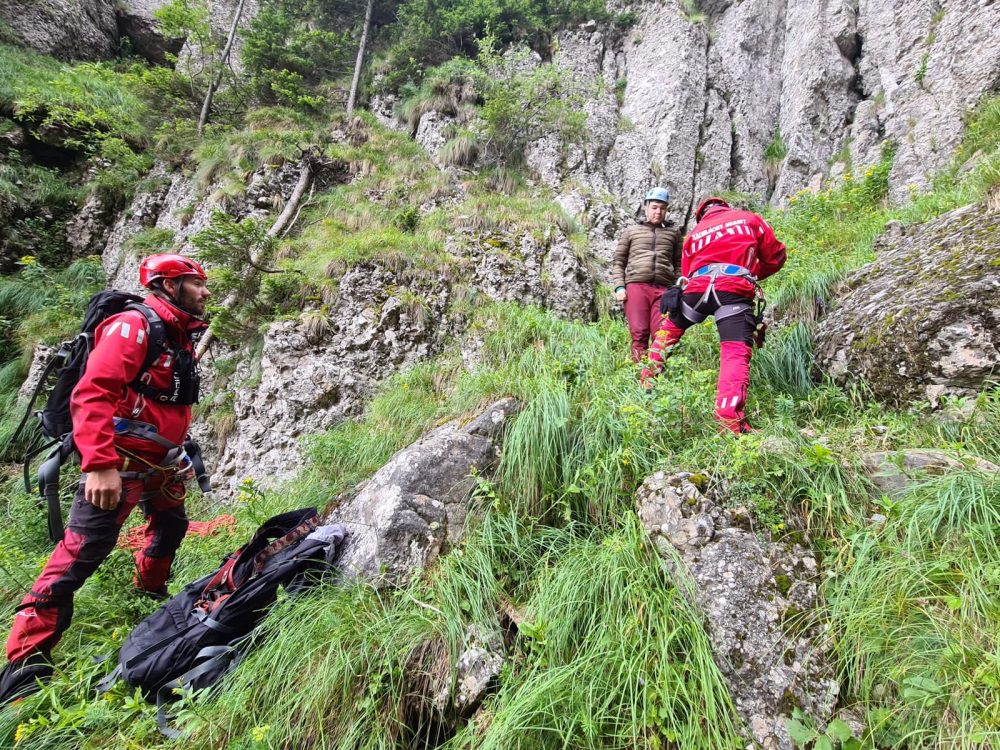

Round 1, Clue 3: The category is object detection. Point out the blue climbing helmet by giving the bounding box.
[644,187,670,205]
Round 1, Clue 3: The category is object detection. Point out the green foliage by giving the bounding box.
[191,210,286,343]
[828,470,1000,747]
[787,710,860,749]
[764,143,894,319]
[0,258,105,457]
[398,56,481,132]
[914,52,930,85]
[764,126,788,166]
[401,42,588,170]
[0,154,79,266]
[679,0,707,24]
[475,37,588,167]
[0,44,148,147]
[124,228,177,257]
[383,0,609,87]
[242,0,358,110]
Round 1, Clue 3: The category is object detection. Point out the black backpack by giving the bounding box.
[106,507,346,737]
[9,290,201,542]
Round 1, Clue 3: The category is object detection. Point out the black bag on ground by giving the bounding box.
[110,507,346,736]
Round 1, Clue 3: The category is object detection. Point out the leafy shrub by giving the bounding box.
[242,0,359,110]
[381,0,609,88]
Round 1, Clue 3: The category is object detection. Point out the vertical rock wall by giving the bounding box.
[528,0,1000,234]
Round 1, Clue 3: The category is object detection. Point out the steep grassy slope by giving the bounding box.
[0,57,998,750]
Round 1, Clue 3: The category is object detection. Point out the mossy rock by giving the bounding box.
[812,203,1000,405]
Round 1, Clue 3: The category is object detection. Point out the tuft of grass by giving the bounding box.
[828,470,1000,747]
[439,128,480,167]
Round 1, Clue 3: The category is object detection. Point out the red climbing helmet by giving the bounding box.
[139,254,207,289]
[694,197,730,222]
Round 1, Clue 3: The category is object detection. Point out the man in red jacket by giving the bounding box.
[641,197,786,434]
[0,254,210,702]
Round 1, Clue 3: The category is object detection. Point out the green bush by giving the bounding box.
[382,0,608,88]
[242,0,359,109]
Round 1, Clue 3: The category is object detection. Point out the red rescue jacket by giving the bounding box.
[681,207,787,297]
[70,294,207,472]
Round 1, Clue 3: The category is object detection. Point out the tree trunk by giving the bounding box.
[195,160,313,361]
[346,0,374,114]
[198,0,249,135]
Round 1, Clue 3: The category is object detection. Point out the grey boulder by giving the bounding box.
[637,471,838,750]
[813,204,1000,404]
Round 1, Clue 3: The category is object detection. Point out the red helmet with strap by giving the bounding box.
[139,254,207,289]
[694,197,730,222]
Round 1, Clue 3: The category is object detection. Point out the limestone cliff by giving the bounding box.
[516,0,1000,246]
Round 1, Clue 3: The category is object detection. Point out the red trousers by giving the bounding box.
[6,473,187,662]
[623,282,668,362]
[641,291,756,434]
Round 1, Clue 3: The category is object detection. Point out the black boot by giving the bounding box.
[0,651,54,705]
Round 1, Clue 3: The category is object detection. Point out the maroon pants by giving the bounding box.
[623,282,668,362]
[6,474,187,662]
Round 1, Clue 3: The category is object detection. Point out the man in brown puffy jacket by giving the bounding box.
[613,187,683,362]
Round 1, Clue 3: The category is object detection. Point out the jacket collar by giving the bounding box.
[143,293,209,338]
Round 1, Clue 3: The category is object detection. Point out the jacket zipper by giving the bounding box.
[651,224,658,285]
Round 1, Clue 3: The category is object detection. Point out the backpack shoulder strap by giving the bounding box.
[124,303,169,373]
[7,341,72,449]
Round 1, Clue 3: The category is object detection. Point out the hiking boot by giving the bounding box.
[0,650,53,705]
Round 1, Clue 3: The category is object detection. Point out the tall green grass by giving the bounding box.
[828,471,1000,748]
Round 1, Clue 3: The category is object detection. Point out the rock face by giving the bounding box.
[65,193,116,258]
[116,0,185,64]
[102,160,317,292]
[637,471,838,750]
[0,0,119,60]
[813,204,1000,404]
[862,449,999,497]
[212,260,461,490]
[526,0,1000,242]
[328,398,519,584]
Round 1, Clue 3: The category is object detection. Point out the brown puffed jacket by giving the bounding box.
[612,221,683,290]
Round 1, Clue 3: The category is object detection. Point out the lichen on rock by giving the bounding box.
[637,471,838,750]
[813,203,1000,404]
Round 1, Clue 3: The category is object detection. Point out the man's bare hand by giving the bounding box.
[615,288,627,302]
[85,468,122,510]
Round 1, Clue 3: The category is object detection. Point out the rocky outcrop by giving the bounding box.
[17,342,57,404]
[116,0,185,64]
[213,260,462,491]
[0,0,119,61]
[328,398,519,584]
[65,193,116,258]
[102,160,315,292]
[862,449,999,497]
[638,471,838,750]
[526,0,999,239]
[813,204,1000,404]
[853,0,1000,200]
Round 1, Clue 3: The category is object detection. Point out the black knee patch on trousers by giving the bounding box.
[142,505,189,558]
